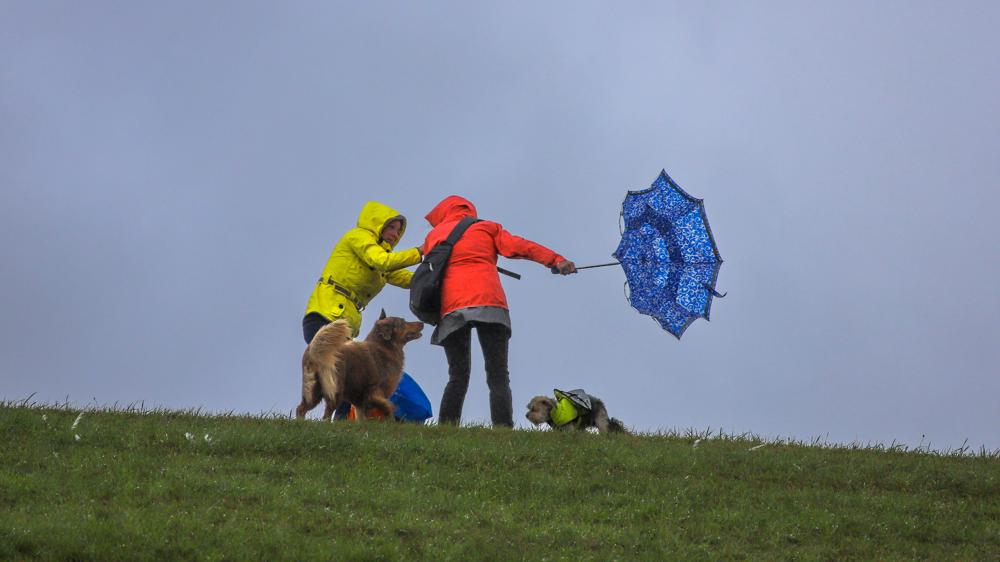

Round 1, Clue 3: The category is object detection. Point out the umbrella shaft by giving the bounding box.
[577,261,620,270]
[551,261,620,274]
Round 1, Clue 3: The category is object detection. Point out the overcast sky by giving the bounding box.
[3,2,998,450]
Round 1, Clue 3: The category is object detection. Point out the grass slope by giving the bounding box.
[1,403,998,561]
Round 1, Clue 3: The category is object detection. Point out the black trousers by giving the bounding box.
[302,312,351,420]
[302,312,329,345]
[439,322,512,427]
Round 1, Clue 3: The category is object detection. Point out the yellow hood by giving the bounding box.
[357,201,407,248]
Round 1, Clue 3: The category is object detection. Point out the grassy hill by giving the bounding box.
[2,402,998,560]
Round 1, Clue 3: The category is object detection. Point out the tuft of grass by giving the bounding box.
[1,402,998,560]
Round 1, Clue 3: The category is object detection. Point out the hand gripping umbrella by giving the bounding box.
[559,169,725,338]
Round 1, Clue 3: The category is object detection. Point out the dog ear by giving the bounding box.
[375,322,394,341]
[379,308,387,320]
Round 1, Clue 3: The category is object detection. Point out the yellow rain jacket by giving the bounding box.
[305,201,422,336]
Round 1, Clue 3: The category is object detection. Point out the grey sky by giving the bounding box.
[3,2,998,450]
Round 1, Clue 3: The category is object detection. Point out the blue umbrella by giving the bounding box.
[565,170,724,338]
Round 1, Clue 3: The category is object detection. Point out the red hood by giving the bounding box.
[425,195,478,227]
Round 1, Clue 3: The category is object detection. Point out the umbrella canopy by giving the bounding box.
[613,170,724,338]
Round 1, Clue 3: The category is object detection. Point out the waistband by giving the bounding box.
[318,277,365,311]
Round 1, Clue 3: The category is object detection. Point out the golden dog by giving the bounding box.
[297,310,423,421]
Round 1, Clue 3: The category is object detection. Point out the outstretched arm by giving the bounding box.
[494,226,576,274]
[385,268,414,289]
[349,231,422,273]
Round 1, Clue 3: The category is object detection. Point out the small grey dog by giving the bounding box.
[525,389,627,434]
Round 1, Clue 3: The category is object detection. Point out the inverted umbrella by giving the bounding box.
[563,169,725,338]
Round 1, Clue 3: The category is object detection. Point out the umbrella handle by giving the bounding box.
[497,266,521,280]
[550,261,620,274]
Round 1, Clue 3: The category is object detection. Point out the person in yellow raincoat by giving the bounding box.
[303,201,423,417]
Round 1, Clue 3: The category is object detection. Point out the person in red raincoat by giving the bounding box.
[421,195,577,427]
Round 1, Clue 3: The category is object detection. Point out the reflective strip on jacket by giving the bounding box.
[421,195,565,318]
[305,201,421,336]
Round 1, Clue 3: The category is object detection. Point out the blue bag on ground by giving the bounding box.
[390,372,433,422]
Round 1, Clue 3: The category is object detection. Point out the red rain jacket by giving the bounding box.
[421,196,566,317]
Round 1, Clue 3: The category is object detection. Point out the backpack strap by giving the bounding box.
[432,216,521,280]
[443,216,480,247]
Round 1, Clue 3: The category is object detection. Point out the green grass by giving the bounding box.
[2,402,998,561]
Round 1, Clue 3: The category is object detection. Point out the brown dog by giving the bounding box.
[296,309,423,421]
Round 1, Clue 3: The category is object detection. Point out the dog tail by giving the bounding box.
[309,320,352,363]
[608,417,628,434]
[309,320,352,403]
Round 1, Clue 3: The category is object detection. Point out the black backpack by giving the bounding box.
[409,217,480,325]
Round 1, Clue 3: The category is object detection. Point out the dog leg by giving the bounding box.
[296,368,323,419]
[592,405,612,434]
[316,366,341,420]
[364,394,396,421]
[321,400,337,421]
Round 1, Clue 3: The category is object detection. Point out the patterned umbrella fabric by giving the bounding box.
[613,170,724,338]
